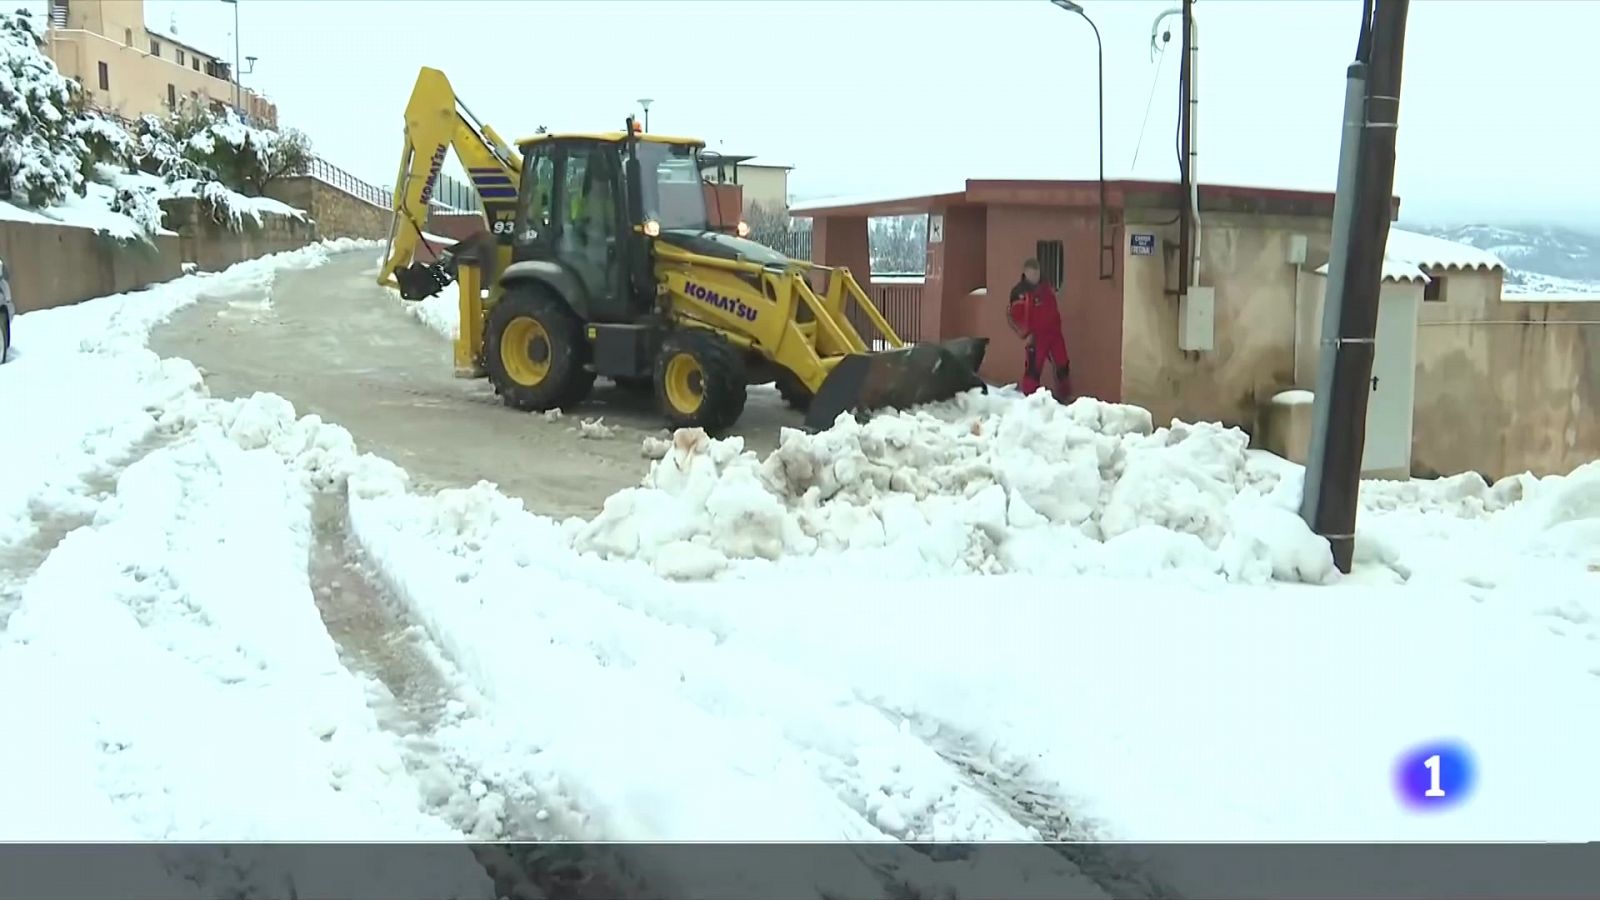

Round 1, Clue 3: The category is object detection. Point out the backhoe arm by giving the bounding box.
[378,66,523,297]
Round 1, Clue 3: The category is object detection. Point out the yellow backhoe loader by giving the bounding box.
[378,67,988,434]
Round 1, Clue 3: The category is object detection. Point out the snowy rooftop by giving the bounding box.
[1385,228,1505,272]
[791,175,1359,218]
[790,184,963,214]
[1313,228,1504,283]
[1314,257,1431,285]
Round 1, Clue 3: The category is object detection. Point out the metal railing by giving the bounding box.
[298,156,388,209]
[293,157,478,213]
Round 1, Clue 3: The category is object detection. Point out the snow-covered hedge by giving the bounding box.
[0,9,89,207]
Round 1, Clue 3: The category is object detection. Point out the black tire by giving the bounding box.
[773,368,812,412]
[654,329,748,435]
[482,284,595,412]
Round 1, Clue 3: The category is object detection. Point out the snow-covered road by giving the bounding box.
[1,243,1597,896]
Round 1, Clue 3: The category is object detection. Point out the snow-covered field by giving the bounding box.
[2,244,1598,893]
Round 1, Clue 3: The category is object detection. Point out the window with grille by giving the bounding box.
[176,49,185,66]
[150,39,161,57]
[97,61,108,90]
[1035,240,1065,288]
[167,84,176,109]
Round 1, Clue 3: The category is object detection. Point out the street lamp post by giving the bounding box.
[1049,0,1112,280]
[637,98,654,132]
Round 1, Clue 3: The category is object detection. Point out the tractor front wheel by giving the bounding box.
[655,330,748,435]
[483,285,595,412]
[773,369,813,412]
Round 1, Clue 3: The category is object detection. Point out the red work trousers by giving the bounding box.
[1021,332,1070,400]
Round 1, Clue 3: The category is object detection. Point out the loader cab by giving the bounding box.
[511,135,639,323]
[510,131,719,324]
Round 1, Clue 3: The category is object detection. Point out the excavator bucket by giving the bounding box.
[394,260,455,301]
[803,336,991,432]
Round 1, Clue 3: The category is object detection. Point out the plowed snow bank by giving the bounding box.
[570,390,1600,584]
[569,391,1334,582]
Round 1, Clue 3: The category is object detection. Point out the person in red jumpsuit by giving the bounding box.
[1006,258,1071,400]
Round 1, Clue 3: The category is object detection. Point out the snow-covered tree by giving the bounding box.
[176,105,312,197]
[0,9,90,206]
[869,215,928,274]
[747,201,811,259]
[130,112,212,181]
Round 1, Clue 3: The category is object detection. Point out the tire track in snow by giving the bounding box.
[0,432,174,629]
[307,494,602,846]
[875,708,1174,899]
[309,494,657,899]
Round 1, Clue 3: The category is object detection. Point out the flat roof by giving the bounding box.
[791,178,1402,220]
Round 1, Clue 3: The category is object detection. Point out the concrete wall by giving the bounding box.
[160,196,317,271]
[0,221,180,313]
[2,197,311,313]
[1412,272,1599,479]
[922,205,987,346]
[46,0,276,125]
[1120,213,1334,430]
[266,177,392,240]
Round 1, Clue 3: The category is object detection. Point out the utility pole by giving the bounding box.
[1300,0,1411,572]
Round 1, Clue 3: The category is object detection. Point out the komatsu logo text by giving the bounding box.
[685,281,758,322]
[419,144,447,205]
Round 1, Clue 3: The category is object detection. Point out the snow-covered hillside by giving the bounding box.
[1405,222,1600,296]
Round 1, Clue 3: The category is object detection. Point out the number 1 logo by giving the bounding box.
[1423,754,1446,797]
[1393,741,1475,811]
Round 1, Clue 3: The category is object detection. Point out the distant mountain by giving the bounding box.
[1401,222,1600,297]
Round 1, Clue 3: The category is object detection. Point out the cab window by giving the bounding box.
[517,145,554,240]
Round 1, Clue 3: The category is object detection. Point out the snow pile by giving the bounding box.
[576,417,616,439]
[0,395,466,842]
[383,283,461,341]
[0,238,380,544]
[570,390,1337,584]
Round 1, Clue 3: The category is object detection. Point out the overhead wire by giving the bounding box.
[1128,34,1171,172]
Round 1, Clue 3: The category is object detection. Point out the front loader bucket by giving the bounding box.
[394,261,455,301]
[803,337,991,432]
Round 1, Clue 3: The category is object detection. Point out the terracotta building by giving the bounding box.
[794,179,1597,480]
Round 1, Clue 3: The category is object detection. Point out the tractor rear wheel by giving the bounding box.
[655,330,747,435]
[483,284,595,412]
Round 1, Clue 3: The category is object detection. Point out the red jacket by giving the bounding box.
[1008,282,1065,342]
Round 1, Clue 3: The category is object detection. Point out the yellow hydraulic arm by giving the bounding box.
[377,66,523,294]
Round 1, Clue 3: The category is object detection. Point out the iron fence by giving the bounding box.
[842,278,924,346]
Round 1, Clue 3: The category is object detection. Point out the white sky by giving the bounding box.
[36,0,1600,228]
